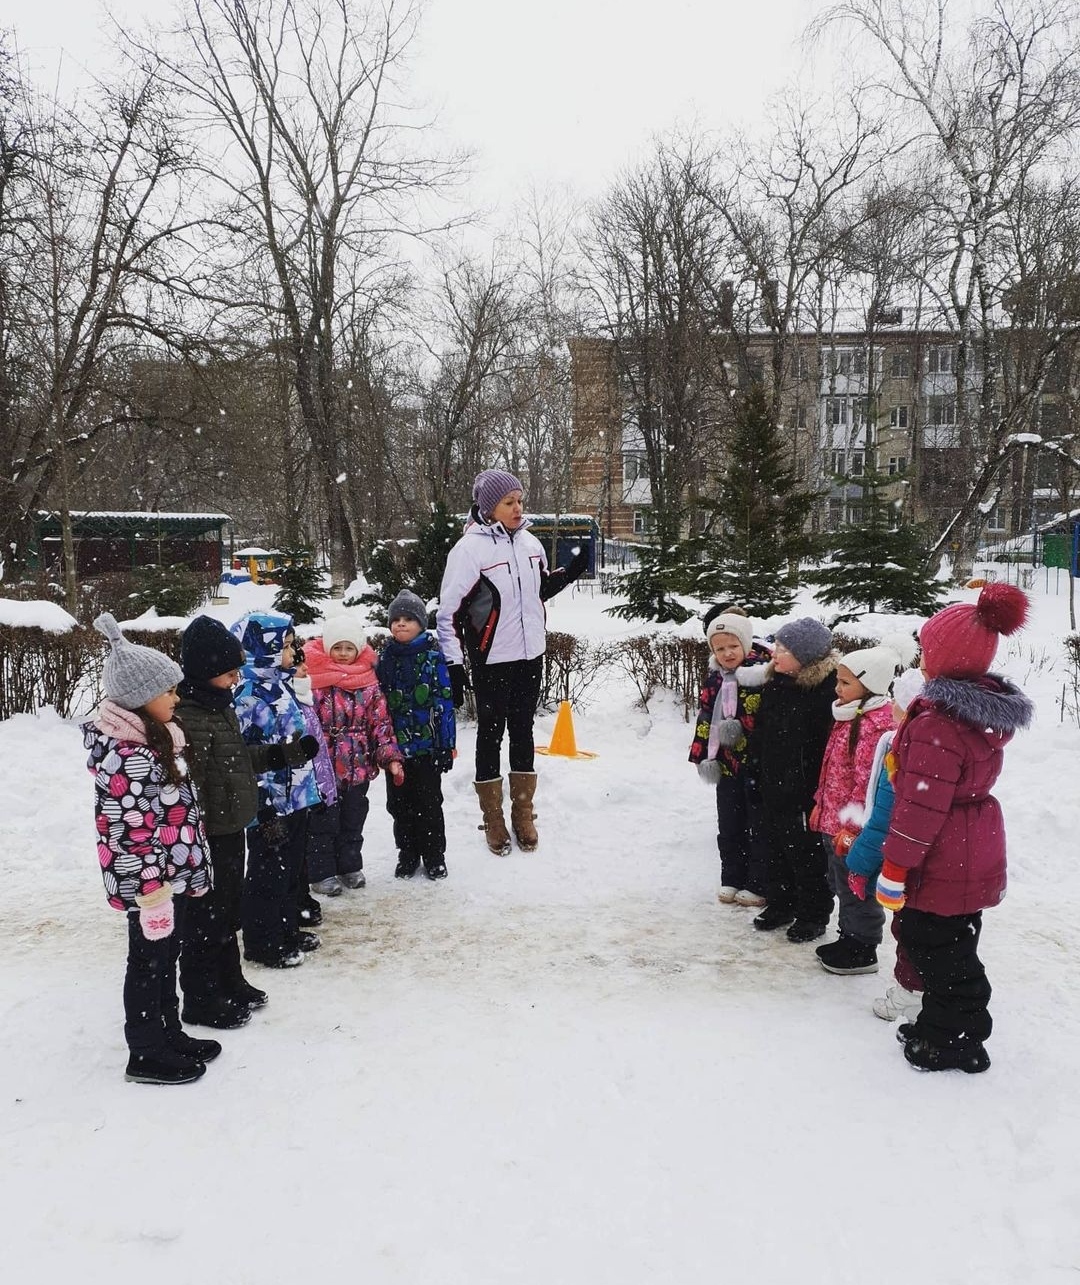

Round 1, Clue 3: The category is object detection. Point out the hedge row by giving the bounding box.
[0,620,886,724]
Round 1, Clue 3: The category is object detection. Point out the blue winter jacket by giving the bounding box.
[375,632,456,760]
[230,610,322,815]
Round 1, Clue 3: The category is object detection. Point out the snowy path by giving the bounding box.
[4,662,1080,1283]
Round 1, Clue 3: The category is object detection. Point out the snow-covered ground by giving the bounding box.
[3,581,1080,1284]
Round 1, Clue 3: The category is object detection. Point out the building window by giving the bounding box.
[890,351,911,378]
[849,450,865,476]
[623,452,649,486]
[985,505,1006,532]
[829,350,852,377]
[890,404,909,428]
[827,497,844,530]
[796,406,808,429]
[829,449,847,477]
[852,350,867,376]
[887,456,908,475]
[826,398,847,427]
[928,346,954,375]
[929,396,956,426]
[632,509,653,536]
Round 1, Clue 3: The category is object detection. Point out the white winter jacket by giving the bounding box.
[437,512,550,666]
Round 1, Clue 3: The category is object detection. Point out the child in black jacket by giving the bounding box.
[749,617,838,943]
[176,616,317,1021]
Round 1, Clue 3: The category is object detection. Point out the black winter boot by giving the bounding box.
[125,1048,206,1085]
[231,979,268,1009]
[424,862,448,880]
[181,997,252,1030]
[167,1029,223,1062]
[904,1035,991,1074]
[395,853,420,878]
[815,934,879,975]
[753,904,795,931]
[786,919,828,943]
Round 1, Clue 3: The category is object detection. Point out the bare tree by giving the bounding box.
[816,0,1080,571]
[0,50,192,604]
[148,0,459,588]
[578,138,729,552]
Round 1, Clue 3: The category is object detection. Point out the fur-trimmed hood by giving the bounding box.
[917,673,1033,736]
[764,651,839,689]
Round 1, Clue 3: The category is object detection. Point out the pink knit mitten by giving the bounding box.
[136,884,175,941]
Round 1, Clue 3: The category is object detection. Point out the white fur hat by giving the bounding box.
[322,613,367,652]
[838,644,902,697]
[706,612,754,656]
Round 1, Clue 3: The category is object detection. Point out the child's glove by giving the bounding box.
[265,735,320,769]
[448,664,468,709]
[847,872,868,901]
[875,859,907,912]
[714,718,744,748]
[432,748,454,773]
[808,804,821,832]
[388,761,405,786]
[833,828,858,858]
[135,884,174,941]
[696,759,722,785]
[256,808,288,846]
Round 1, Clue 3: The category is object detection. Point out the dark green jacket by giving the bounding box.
[176,694,273,836]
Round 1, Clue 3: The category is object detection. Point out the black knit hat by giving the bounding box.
[181,615,245,682]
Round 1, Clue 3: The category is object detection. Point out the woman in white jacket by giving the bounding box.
[437,469,587,855]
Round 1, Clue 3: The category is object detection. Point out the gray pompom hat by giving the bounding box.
[773,617,834,666]
[94,612,183,710]
[388,588,429,631]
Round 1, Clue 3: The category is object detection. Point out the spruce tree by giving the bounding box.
[272,548,330,624]
[606,542,692,624]
[680,386,817,616]
[812,469,945,616]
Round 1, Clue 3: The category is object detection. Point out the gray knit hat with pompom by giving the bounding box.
[94,612,183,710]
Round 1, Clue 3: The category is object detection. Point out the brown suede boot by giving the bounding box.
[474,778,512,855]
[508,771,538,850]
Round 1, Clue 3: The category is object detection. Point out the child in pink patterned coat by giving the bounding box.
[85,614,217,1087]
[809,644,901,976]
[304,615,404,893]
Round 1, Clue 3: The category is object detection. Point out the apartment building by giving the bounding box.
[568,320,1063,546]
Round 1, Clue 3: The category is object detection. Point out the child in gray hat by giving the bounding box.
[84,613,217,1085]
[376,589,456,879]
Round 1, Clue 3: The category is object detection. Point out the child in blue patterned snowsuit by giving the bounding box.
[231,610,324,968]
[375,589,456,880]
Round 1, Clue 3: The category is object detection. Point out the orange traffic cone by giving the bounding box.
[537,700,598,760]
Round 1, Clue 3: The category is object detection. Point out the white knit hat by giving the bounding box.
[838,644,902,696]
[892,668,925,711]
[322,614,366,652]
[706,612,754,656]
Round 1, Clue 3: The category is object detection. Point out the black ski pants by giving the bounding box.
[472,656,543,781]
[242,809,308,962]
[179,830,246,1004]
[124,896,186,1053]
[385,757,446,872]
[761,802,834,925]
[897,907,992,1045]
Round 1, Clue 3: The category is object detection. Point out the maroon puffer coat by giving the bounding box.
[882,674,1033,915]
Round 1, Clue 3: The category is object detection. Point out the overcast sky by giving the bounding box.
[8,0,830,214]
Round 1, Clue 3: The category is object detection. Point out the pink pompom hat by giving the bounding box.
[919,583,1029,679]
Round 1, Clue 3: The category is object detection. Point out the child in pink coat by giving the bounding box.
[305,615,404,893]
[810,644,901,975]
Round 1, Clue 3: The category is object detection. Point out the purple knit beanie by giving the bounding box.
[473,469,523,520]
